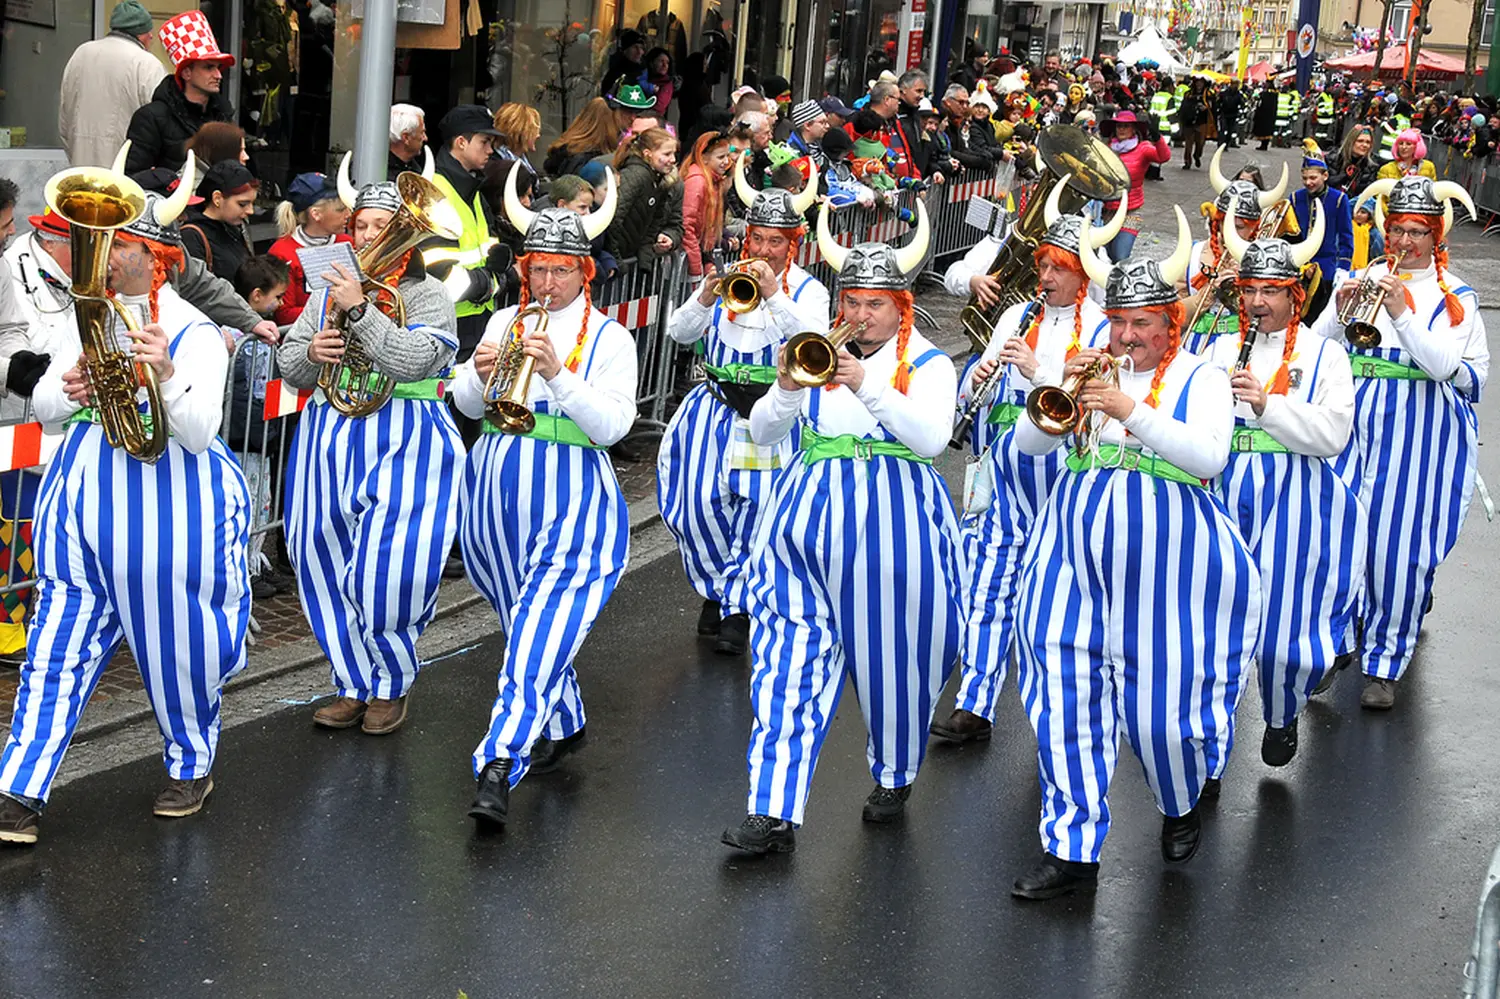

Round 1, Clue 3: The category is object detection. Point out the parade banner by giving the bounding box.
[1404,0,1426,79]
[1295,0,1321,92]
[1237,6,1254,81]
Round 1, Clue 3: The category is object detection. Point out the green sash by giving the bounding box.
[480,411,603,450]
[1066,444,1205,487]
[799,427,930,466]
[1351,356,1431,381]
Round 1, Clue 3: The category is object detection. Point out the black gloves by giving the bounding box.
[485,241,515,278]
[6,350,50,398]
[1142,113,1162,143]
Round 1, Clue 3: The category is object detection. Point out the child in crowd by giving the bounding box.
[607,127,683,263]
[820,127,877,209]
[1350,196,1385,271]
[267,172,352,327]
[549,172,620,282]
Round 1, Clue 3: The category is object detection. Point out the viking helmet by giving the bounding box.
[1222,201,1323,282]
[119,152,195,247]
[1078,205,1193,310]
[1039,173,1127,255]
[337,149,433,215]
[733,150,819,229]
[816,197,930,291]
[504,163,618,256]
[1357,175,1476,237]
[1208,146,1288,214]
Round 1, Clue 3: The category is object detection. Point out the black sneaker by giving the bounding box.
[697,599,722,637]
[530,729,586,775]
[0,795,39,845]
[469,759,512,832]
[861,784,912,823]
[714,613,750,656]
[721,814,796,854]
[1261,719,1298,767]
[1312,651,1356,696]
[251,576,279,601]
[1011,855,1099,900]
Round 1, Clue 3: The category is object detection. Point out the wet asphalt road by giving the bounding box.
[2,506,1498,999]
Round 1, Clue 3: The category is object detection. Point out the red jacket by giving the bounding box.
[267,230,354,328]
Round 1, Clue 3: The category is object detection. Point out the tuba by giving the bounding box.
[1336,252,1407,348]
[320,154,463,418]
[960,125,1128,352]
[782,321,866,389]
[483,298,551,434]
[45,144,187,463]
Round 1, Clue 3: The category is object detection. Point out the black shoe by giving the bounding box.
[721,814,796,854]
[443,555,466,580]
[251,576,279,601]
[529,729,586,775]
[1261,719,1298,767]
[1182,161,1192,169]
[1011,854,1099,900]
[1161,810,1201,863]
[929,708,993,744]
[468,760,512,832]
[1312,650,1356,696]
[714,613,750,656]
[861,784,912,823]
[697,599,722,637]
[1194,157,1202,167]
[1200,777,1222,801]
[1424,591,1434,614]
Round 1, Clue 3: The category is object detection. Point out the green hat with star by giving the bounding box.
[610,81,656,111]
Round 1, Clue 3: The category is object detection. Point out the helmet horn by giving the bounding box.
[581,167,618,242]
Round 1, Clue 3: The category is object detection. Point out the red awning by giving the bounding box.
[1322,43,1465,80]
[1245,60,1274,83]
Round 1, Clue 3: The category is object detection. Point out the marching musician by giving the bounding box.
[453,167,634,832]
[722,201,961,854]
[929,183,1116,747]
[0,172,252,845]
[1009,208,1260,898]
[1308,177,1487,711]
[1205,206,1363,767]
[658,152,828,657]
[1180,150,1290,355]
[277,157,465,736]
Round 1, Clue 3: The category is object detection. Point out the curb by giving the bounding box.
[73,494,669,746]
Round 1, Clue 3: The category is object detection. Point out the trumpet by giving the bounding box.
[949,293,1046,451]
[483,297,551,434]
[711,258,769,313]
[1026,352,1126,444]
[1338,252,1408,349]
[781,321,865,389]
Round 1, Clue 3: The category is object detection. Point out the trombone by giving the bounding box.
[1337,251,1408,349]
[781,321,865,389]
[484,297,552,434]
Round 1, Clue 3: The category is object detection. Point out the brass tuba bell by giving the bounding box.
[782,321,864,389]
[45,147,176,463]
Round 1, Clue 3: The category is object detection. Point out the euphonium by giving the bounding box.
[1025,354,1124,438]
[782,321,865,389]
[483,297,551,434]
[45,165,169,462]
[320,171,463,418]
[715,258,768,313]
[1338,251,1408,349]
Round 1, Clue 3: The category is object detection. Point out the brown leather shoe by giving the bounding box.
[929,708,993,744]
[362,696,409,735]
[313,697,367,729]
[0,795,39,845]
[153,776,214,818]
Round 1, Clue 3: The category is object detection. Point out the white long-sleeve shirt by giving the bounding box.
[749,327,958,459]
[451,292,638,447]
[956,295,1110,410]
[32,285,229,454]
[1310,260,1488,398]
[666,262,830,356]
[1205,323,1355,457]
[1014,350,1234,481]
[944,236,1004,298]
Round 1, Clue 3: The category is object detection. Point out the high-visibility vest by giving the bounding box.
[429,173,494,318]
[1379,114,1411,159]
[1317,94,1334,122]
[1150,90,1175,133]
[1276,92,1297,125]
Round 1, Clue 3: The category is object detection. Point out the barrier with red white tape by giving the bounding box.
[262,379,315,419]
[603,295,658,330]
[0,422,61,473]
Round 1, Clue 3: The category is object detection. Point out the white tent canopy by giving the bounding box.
[1117,23,1191,74]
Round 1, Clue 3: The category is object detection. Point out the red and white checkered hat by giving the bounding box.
[158,10,235,72]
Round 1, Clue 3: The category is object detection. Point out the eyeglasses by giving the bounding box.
[1387,225,1433,241]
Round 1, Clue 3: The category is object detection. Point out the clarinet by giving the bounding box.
[1234,315,1261,372]
[949,293,1047,451]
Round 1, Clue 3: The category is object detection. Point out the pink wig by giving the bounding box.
[1395,128,1427,161]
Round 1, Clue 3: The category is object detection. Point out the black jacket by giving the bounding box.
[601,53,645,99]
[124,76,234,175]
[892,101,932,178]
[604,154,683,263]
[179,210,253,282]
[388,149,422,178]
[943,117,999,172]
[1252,90,1279,137]
[434,147,496,229]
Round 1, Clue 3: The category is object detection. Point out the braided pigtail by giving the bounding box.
[1434,243,1465,326]
[890,291,917,394]
[1070,283,1087,358]
[1144,300,1186,410]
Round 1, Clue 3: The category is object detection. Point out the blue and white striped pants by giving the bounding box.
[956,424,1066,722]
[1348,377,1476,680]
[1218,447,1365,727]
[463,427,628,786]
[1016,467,1260,863]
[284,398,464,701]
[657,384,787,616]
[0,426,252,803]
[744,453,963,825]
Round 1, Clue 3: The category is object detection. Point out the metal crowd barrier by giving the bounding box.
[220,335,296,598]
[1463,839,1500,998]
[0,402,56,630]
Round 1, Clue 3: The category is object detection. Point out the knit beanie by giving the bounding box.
[110,0,154,35]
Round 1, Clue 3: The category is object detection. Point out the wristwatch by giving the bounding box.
[346,302,368,323]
